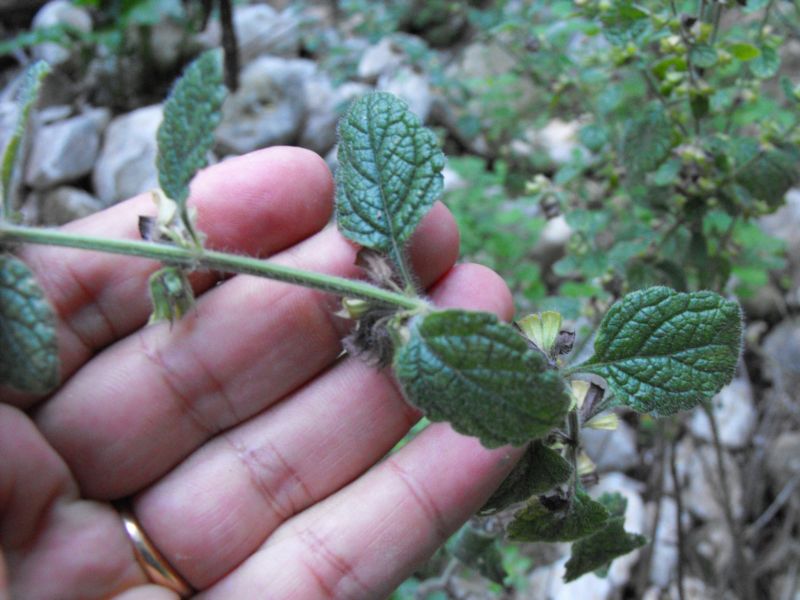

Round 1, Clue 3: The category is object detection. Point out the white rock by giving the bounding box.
[357,37,405,82]
[299,79,370,155]
[324,143,338,173]
[525,119,584,166]
[688,378,757,449]
[19,192,40,224]
[582,420,640,473]
[771,572,800,600]
[760,188,800,290]
[648,497,679,588]
[442,165,466,193]
[37,104,72,125]
[438,42,535,157]
[216,57,314,155]
[25,108,109,189]
[766,431,800,490]
[32,0,92,66]
[536,556,614,600]
[673,438,744,521]
[643,577,714,600]
[532,214,572,267]
[693,520,734,575]
[455,42,515,81]
[762,319,800,392]
[93,105,162,206]
[233,4,301,64]
[377,67,432,122]
[40,186,103,225]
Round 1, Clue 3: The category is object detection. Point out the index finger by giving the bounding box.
[5,147,333,409]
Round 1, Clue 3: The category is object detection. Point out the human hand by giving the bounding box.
[1,147,520,599]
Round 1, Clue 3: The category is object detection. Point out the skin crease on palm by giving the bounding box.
[0,147,524,600]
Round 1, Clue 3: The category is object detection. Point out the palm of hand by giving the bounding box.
[1,148,517,599]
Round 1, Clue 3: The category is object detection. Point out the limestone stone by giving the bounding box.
[93,105,162,205]
[25,108,109,189]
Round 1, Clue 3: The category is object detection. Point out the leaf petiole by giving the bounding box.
[0,223,429,311]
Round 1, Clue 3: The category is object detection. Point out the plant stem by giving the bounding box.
[567,409,581,496]
[640,66,690,137]
[702,403,756,600]
[757,0,777,44]
[711,3,723,45]
[0,224,428,311]
[414,558,460,599]
[669,436,687,600]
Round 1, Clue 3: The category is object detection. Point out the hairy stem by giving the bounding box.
[567,409,581,497]
[0,224,428,311]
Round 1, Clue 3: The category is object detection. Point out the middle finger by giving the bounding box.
[133,262,514,588]
[36,204,458,499]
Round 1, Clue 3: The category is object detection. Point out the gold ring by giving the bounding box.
[117,502,193,598]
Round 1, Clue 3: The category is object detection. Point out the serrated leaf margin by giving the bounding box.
[156,49,227,209]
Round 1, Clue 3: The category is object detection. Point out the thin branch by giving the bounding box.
[746,473,800,539]
[218,0,239,91]
[634,420,668,596]
[711,3,723,45]
[669,437,687,600]
[640,66,690,137]
[757,0,777,44]
[703,403,756,600]
[414,559,460,599]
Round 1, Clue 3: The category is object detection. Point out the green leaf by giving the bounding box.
[508,490,609,543]
[780,77,799,104]
[564,493,646,582]
[596,491,627,518]
[728,42,761,61]
[569,287,742,416]
[0,254,59,394]
[0,25,78,57]
[736,145,800,208]
[148,266,195,325]
[600,2,648,46]
[450,525,507,585]
[481,441,572,514]
[393,310,570,448]
[578,124,607,152]
[749,46,780,78]
[156,49,227,209]
[336,92,445,287]
[1,61,50,220]
[652,158,681,186]
[690,44,718,68]
[622,105,672,176]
